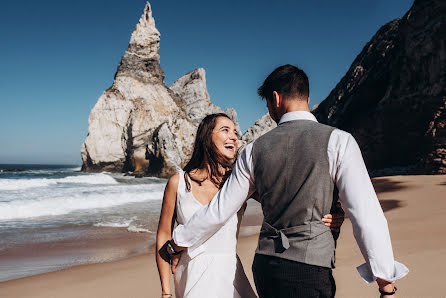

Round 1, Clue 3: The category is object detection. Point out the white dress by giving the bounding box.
[174,170,257,298]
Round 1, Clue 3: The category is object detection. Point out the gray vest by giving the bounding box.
[252,120,338,268]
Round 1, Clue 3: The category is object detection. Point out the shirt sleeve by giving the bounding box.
[172,143,256,257]
[331,131,409,283]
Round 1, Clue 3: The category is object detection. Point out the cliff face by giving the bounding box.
[240,113,276,147]
[81,3,237,177]
[169,68,241,136]
[313,0,446,174]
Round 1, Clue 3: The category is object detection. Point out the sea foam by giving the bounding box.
[93,217,153,233]
[93,217,135,228]
[0,184,164,220]
[0,173,118,190]
[127,225,151,233]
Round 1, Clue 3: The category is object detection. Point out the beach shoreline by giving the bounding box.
[0,226,154,282]
[1,175,445,297]
[0,197,263,283]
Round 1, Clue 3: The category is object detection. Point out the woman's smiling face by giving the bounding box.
[211,117,239,159]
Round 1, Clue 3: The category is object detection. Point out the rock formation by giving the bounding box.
[81,2,238,177]
[240,114,276,147]
[83,0,445,177]
[313,0,446,175]
[169,68,241,136]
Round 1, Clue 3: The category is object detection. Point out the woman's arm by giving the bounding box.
[156,174,179,296]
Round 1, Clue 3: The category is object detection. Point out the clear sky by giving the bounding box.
[0,0,414,165]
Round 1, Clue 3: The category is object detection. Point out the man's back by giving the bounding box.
[252,119,337,268]
[253,119,335,226]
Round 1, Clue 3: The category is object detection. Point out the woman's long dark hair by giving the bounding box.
[183,113,237,191]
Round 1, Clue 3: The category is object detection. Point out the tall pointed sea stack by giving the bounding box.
[169,68,241,135]
[313,0,446,174]
[81,2,238,177]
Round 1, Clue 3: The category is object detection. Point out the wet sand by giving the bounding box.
[0,175,445,297]
[0,226,154,281]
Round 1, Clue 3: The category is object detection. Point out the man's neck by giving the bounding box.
[282,102,311,116]
[285,107,310,113]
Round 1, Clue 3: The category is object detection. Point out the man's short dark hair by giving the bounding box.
[257,64,309,102]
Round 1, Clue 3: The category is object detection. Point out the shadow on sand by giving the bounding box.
[372,178,408,194]
[379,200,402,213]
[366,178,407,213]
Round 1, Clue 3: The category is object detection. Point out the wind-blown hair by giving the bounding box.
[183,113,236,191]
[257,64,309,102]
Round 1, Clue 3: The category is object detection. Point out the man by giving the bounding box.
[170,65,408,297]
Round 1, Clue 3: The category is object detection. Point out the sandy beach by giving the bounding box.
[1,175,444,297]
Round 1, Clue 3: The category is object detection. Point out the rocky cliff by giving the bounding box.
[81,2,238,177]
[169,68,241,136]
[313,0,446,175]
[240,113,276,147]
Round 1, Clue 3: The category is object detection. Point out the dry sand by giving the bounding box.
[0,175,444,297]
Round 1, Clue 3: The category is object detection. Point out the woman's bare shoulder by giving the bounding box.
[166,173,180,190]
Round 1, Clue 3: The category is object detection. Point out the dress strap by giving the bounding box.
[176,168,186,197]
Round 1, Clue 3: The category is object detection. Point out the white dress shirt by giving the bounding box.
[173,111,409,283]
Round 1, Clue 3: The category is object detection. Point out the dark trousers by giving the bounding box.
[252,254,336,298]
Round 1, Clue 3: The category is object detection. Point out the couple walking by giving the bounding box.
[156,64,408,297]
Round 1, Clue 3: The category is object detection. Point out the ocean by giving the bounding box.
[0,164,167,282]
[0,164,263,282]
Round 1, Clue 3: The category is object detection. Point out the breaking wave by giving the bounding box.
[0,173,118,191]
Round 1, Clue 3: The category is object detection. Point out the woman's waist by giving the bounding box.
[202,235,237,250]
[194,241,237,254]
[181,251,237,263]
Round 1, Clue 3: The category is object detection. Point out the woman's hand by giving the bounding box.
[170,253,181,274]
[322,202,345,232]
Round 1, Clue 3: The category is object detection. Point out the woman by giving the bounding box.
[156,113,343,298]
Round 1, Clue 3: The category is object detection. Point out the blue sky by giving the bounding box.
[0,0,414,165]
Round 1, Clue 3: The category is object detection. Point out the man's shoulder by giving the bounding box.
[253,121,351,143]
[327,128,356,158]
[329,128,353,140]
[251,125,282,149]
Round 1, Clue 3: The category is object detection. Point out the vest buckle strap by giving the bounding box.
[260,221,309,250]
[260,221,330,251]
[279,230,290,249]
